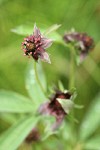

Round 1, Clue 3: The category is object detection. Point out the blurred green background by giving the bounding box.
[0,0,100,132]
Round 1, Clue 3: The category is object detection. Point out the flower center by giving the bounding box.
[26,42,35,51]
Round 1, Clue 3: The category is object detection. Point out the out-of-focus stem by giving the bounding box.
[69,46,76,89]
[68,45,76,148]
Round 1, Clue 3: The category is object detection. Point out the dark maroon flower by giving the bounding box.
[25,128,40,143]
[21,24,53,63]
[63,30,94,61]
[39,90,72,130]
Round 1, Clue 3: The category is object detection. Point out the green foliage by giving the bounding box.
[11,24,33,36]
[0,90,34,113]
[84,135,100,150]
[79,93,100,141]
[0,115,40,150]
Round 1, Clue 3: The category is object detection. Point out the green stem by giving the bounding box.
[69,46,76,89]
[68,45,76,147]
[34,62,45,94]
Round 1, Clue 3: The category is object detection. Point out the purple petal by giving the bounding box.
[40,52,51,64]
[34,24,41,38]
[41,38,53,49]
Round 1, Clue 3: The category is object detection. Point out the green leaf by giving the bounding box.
[0,114,17,124]
[43,24,61,36]
[25,61,47,110]
[58,80,65,92]
[79,93,100,141]
[42,24,62,43]
[11,24,33,36]
[84,135,100,150]
[57,98,74,114]
[46,31,62,43]
[0,90,34,113]
[0,115,40,150]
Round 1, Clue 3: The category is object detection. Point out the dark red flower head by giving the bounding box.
[39,90,72,130]
[63,30,94,61]
[48,90,71,119]
[21,24,53,63]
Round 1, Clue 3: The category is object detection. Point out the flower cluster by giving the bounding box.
[21,25,53,63]
[63,30,94,61]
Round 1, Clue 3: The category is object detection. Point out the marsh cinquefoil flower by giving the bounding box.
[39,90,72,130]
[21,25,53,63]
[63,29,94,61]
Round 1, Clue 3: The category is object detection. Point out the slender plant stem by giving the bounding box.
[34,61,45,94]
[69,46,75,89]
[68,45,76,148]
